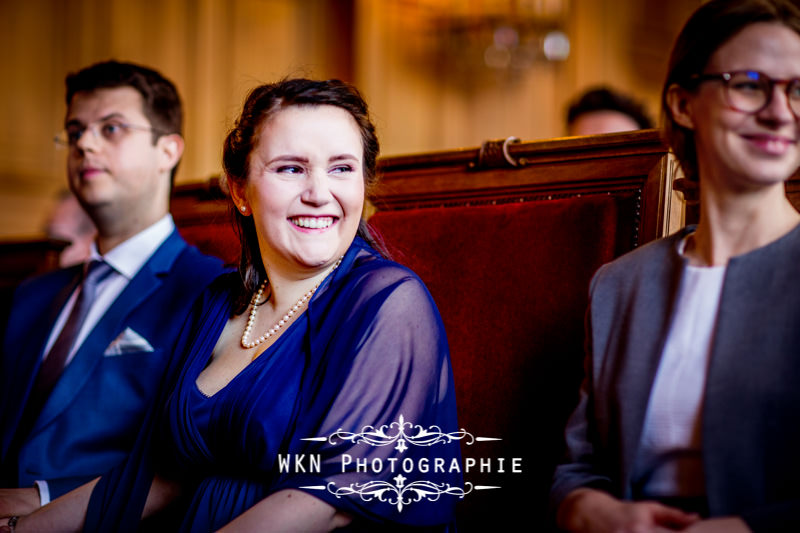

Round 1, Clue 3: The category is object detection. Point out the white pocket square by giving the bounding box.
[104,327,154,356]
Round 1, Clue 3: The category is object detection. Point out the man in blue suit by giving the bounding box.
[0,61,223,516]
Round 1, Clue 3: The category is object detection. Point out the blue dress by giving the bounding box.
[85,238,462,532]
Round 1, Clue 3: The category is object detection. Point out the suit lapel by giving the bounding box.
[30,231,187,435]
[0,266,82,454]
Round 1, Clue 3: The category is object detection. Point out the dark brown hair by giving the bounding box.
[223,78,381,313]
[662,0,800,181]
[567,86,653,130]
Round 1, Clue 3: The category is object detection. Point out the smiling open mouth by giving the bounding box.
[290,216,336,229]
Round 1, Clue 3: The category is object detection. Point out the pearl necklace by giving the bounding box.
[241,257,343,353]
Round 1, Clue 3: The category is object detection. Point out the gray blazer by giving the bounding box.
[550,225,800,532]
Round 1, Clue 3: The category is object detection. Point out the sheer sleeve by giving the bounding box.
[273,251,462,528]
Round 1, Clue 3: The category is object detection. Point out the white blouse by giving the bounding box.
[633,241,726,498]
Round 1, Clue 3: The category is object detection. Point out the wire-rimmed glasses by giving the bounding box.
[54,119,161,149]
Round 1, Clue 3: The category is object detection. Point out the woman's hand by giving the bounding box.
[557,488,701,533]
[0,488,39,518]
[680,517,750,533]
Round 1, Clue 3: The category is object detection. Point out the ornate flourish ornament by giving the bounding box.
[327,477,473,512]
[325,414,475,452]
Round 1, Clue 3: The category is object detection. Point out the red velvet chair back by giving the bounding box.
[171,178,240,266]
[368,130,678,529]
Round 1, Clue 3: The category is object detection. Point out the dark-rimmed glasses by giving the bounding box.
[691,70,800,118]
[54,119,161,149]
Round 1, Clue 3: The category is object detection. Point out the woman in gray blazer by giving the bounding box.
[551,1,800,532]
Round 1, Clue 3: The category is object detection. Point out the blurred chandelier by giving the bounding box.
[391,0,570,84]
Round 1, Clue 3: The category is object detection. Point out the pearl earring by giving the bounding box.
[240,206,247,213]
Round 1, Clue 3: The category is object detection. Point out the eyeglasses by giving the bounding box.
[691,70,800,118]
[54,119,161,148]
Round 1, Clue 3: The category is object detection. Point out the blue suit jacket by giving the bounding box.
[0,229,224,499]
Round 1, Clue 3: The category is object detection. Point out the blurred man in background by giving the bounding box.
[566,86,653,136]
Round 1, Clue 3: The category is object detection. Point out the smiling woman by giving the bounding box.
[550,1,800,532]
[116,80,459,531]
[7,80,461,533]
